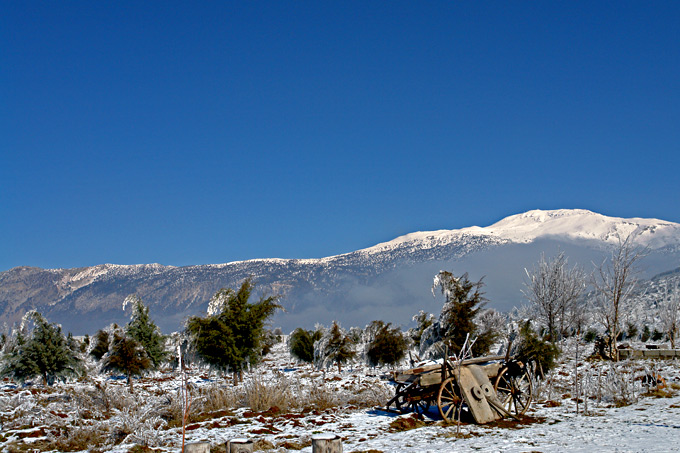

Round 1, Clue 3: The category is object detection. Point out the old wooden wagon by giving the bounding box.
[385,354,532,424]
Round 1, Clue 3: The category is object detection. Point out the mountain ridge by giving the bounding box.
[2,209,680,334]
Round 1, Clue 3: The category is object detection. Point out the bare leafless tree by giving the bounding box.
[523,251,587,342]
[659,280,679,349]
[592,234,645,359]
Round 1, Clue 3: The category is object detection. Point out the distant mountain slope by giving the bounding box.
[1,209,679,334]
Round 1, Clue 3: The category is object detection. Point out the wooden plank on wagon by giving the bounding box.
[456,366,498,424]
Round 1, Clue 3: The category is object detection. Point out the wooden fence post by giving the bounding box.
[312,433,342,453]
[184,442,211,453]
[227,438,254,453]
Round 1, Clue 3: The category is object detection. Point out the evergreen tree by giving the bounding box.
[625,322,639,341]
[1,312,82,385]
[186,278,281,383]
[515,321,560,377]
[641,325,651,342]
[1,331,35,383]
[102,331,152,392]
[428,271,495,357]
[409,310,434,350]
[91,329,110,361]
[365,321,407,367]
[80,334,90,353]
[124,295,167,368]
[315,321,356,372]
[289,327,321,363]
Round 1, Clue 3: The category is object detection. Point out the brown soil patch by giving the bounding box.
[388,414,428,432]
[488,415,546,429]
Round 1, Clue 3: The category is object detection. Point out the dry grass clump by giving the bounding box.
[347,382,391,409]
[643,387,675,398]
[153,385,225,428]
[0,392,40,429]
[197,384,241,412]
[109,405,166,446]
[52,425,109,452]
[72,382,137,419]
[244,375,295,412]
[304,382,340,410]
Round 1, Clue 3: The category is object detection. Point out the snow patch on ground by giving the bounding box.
[1,339,679,452]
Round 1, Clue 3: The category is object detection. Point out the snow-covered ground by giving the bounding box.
[2,339,679,452]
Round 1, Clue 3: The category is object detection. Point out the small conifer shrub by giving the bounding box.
[102,332,152,392]
[124,295,167,368]
[91,329,110,360]
[515,321,560,377]
[186,278,281,383]
[366,321,407,367]
[289,328,321,363]
[315,321,356,372]
[583,328,598,343]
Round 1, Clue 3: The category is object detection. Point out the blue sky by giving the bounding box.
[1,1,679,272]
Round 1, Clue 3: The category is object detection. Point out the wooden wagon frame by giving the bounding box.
[385,354,533,424]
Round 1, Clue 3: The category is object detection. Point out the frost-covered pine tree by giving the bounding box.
[124,295,167,369]
[420,271,495,358]
[289,327,322,363]
[314,321,356,372]
[102,329,152,392]
[1,311,82,385]
[186,278,281,384]
[408,310,434,352]
[90,329,111,361]
[364,320,407,368]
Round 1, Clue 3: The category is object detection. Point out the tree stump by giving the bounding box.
[312,433,342,453]
[184,442,211,453]
[227,438,254,453]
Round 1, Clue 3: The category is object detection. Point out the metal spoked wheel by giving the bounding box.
[437,376,463,422]
[494,364,533,416]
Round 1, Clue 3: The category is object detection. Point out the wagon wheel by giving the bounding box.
[409,397,431,415]
[437,376,463,422]
[392,383,410,412]
[494,365,533,416]
[394,383,431,415]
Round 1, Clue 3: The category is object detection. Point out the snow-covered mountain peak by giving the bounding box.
[360,209,680,255]
[487,209,680,247]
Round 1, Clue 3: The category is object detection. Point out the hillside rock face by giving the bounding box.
[2,209,679,334]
